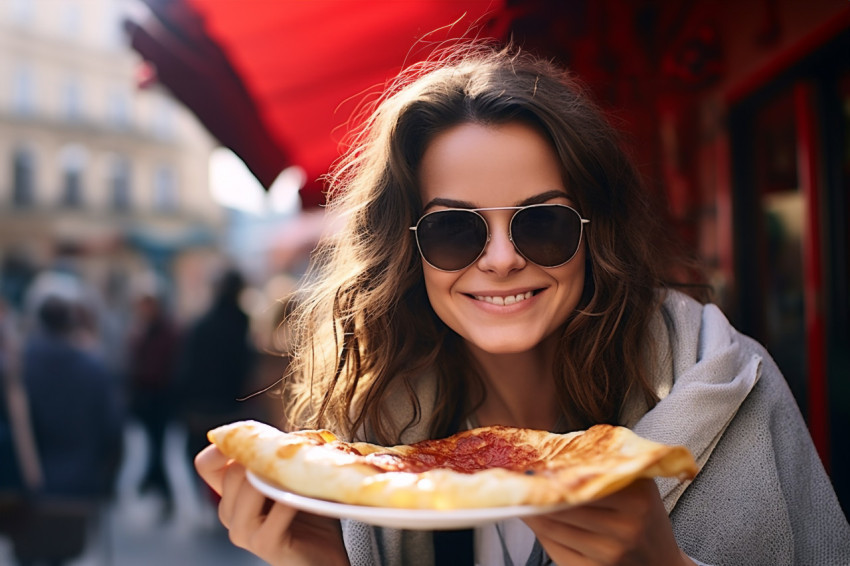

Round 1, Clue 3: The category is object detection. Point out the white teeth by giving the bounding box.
[474,291,534,305]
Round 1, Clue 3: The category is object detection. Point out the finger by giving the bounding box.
[250,502,300,558]
[565,479,662,540]
[591,478,659,511]
[525,516,624,564]
[261,500,299,535]
[523,519,595,566]
[537,479,658,534]
[223,471,275,548]
[218,461,252,528]
[538,504,623,534]
[194,444,229,495]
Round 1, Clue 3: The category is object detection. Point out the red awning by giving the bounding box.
[126,0,509,208]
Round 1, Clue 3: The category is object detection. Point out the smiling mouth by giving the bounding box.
[472,290,537,306]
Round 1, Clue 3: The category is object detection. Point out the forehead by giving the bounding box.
[418,121,569,208]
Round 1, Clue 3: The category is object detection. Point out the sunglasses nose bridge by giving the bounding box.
[480,208,515,238]
[476,210,526,267]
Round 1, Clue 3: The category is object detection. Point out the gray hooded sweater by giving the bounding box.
[342,291,850,565]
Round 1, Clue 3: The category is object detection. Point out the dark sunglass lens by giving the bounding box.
[417,210,487,270]
[511,206,582,267]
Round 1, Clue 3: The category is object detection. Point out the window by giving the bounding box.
[59,144,88,207]
[11,0,34,26]
[103,0,126,47]
[152,97,175,140]
[12,146,36,207]
[109,154,132,211]
[153,164,178,211]
[62,78,83,121]
[12,66,35,116]
[60,2,82,39]
[107,90,131,128]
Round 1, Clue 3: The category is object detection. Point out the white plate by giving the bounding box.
[247,471,570,530]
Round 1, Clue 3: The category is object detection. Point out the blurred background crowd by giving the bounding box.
[0,0,848,564]
[0,256,278,566]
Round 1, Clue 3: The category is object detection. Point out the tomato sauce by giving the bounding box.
[363,430,540,474]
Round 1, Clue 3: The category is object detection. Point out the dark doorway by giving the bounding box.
[729,29,850,514]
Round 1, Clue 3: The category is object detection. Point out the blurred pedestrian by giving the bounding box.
[21,243,108,359]
[177,267,256,462]
[0,248,36,313]
[24,294,124,496]
[0,296,26,534]
[8,294,124,565]
[125,277,181,516]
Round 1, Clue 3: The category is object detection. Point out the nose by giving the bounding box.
[475,215,526,274]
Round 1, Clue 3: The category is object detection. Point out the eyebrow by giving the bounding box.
[422,189,569,212]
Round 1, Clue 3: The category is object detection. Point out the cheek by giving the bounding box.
[422,267,450,298]
[553,251,587,306]
[569,252,587,289]
[421,268,458,317]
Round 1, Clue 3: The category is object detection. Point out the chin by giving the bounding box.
[465,335,543,355]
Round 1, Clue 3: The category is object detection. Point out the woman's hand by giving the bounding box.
[523,479,695,566]
[195,444,350,566]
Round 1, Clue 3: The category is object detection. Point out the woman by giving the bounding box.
[196,43,850,565]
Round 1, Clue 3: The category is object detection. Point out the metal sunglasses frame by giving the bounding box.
[409,203,590,272]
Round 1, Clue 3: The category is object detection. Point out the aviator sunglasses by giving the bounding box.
[409,203,590,272]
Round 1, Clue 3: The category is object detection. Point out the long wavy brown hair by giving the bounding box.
[282,42,705,443]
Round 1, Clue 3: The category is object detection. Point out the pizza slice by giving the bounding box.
[208,420,697,510]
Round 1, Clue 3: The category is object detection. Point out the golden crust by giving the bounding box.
[208,420,698,510]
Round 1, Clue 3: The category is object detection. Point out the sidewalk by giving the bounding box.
[0,422,268,566]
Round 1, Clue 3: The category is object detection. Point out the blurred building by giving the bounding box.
[0,0,225,322]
